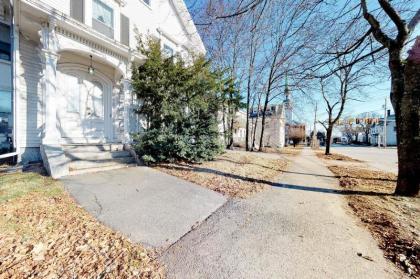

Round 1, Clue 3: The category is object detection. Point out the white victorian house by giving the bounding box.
[0,0,205,177]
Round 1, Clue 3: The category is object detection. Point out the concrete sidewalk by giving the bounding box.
[61,166,227,247]
[162,148,402,278]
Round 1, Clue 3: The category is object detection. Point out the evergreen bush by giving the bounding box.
[131,38,225,163]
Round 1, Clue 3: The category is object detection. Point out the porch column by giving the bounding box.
[39,19,60,144]
[122,79,132,143]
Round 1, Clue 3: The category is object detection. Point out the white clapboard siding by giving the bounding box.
[17,34,43,148]
[112,88,124,142]
[42,0,70,15]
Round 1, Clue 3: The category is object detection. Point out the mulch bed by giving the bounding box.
[328,165,419,277]
[155,151,288,198]
[0,172,164,279]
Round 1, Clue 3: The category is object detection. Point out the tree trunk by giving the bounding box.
[259,112,266,151]
[222,104,227,146]
[245,108,250,151]
[245,90,251,151]
[394,57,420,196]
[227,115,234,149]
[325,126,333,155]
[251,113,258,150]
[252,93,262,151]
[258,93,270,151]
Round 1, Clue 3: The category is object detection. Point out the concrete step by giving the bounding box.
[64,150,131,161]
[67,163,135,176]
[68,157,135,172]
[62,144,125,153]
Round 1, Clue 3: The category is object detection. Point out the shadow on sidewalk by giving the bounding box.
[270,183,391,196]
[280,170,396,182]
[157,164,393,197]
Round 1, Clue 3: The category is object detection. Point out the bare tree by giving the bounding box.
[288,124,306,147]
[359,1,419,196]
[318,51,370,154]
[190,0,419,196]
[317,1,419,195]
[257,0,321,151]
[245,10,263,151]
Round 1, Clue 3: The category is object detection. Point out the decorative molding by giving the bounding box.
[56,26,127,62]
[39,18,59,53]
[114,0,127,7]
[157,27,181,47]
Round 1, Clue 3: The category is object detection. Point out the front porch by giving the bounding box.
[15,4,144,177]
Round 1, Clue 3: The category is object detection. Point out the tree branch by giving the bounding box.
[360,0,392,48]
[378,0,409,44]
[408,9,420,31]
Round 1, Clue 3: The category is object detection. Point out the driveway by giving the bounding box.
[327,145,398,173]
[162,149,402,278]
[61,166,226,248]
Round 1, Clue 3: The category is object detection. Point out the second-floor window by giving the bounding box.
[92,0,114,38]
[163,44,174,57]
[0,23,11,61]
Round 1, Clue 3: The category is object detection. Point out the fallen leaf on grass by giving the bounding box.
[329,165,419,277]
[156,151,288,198]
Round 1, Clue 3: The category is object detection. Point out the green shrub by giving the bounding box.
[131,38,225,163]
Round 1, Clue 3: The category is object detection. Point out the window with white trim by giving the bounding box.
[92,0,114,38]
[163,44,174,57]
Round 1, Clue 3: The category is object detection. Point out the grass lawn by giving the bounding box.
[327,165,419,277]
[156,150,289,198]
[0,172,164,278]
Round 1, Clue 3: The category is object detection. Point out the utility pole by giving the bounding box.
[311,103,318,148]
[383,98,387,148]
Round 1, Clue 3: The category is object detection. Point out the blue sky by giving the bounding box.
[184,0,419,127]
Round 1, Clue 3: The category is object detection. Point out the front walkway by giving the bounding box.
[61,167,227,248]
[162,148,402,278]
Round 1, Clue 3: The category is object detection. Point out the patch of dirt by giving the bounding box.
[328,165,419,277]
[155,150,288,198]
[316,152,362,162]
[0,172,164,279]
[263,146,303,156]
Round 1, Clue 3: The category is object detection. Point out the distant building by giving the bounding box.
[283,76,293,123]
[218,110,247,147]
[282,76,306,145]
[232,110,247,147]
[249,104,286,149]
[369,113,397,146]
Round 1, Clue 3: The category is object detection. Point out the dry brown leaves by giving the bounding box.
[264,146,303,156]
[328,165,419,277]
[156,151,288,198]
[0,173,164,279]
[316,152,361,162]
